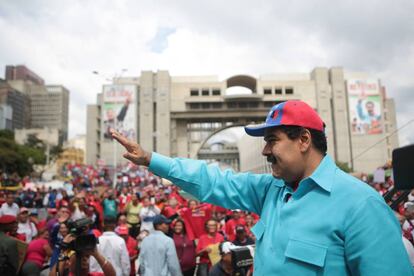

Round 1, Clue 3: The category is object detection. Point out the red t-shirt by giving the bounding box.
[162,205,180,218]
[25,238,49,268]
[196,233,224,264]
[179,204,212,240]
[119,194,131,211]
[225,218,246,241]
[126,236,138,276]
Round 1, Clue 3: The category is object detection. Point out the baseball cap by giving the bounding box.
[116,226,129,235]
[153,215,171,226]
[19,207,29,214]
[235,225,246,233]
[0,215,17,224]
[245,100,325,137]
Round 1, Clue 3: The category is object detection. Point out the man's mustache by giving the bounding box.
[267,155,277,164]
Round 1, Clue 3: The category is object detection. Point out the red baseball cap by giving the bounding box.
[116,226,129,235]
[245,100,325,136]
[0,215,17,224]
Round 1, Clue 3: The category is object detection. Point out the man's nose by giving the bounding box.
[262,144,270,156]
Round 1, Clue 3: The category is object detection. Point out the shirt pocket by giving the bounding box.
[285,238,328,268]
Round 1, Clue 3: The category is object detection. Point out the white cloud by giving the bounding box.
[0,0,413,147]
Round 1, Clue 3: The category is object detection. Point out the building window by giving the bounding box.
[211,103,222,109]
[263,88,272,95]
[212,89,221,96]
[264,102,274,108]
[238,102,248,108]
[274,88,282,95]
[285,87,294,94]
[228,102,237,109]
[189,103,200,109]
[248,102,259,108]
[202,89,209,96]
[190,89,199,96]
[201,103,210,109]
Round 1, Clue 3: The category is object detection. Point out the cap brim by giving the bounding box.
[244,124,271,137]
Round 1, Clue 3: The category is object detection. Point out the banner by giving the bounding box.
[347,79,382,135]
[102,85,137,141]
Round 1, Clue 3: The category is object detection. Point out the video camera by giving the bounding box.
[61,218,98,252]
[230,245,255,270]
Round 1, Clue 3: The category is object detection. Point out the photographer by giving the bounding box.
[49,233,116,276]
[111,100,412,275]
[209,242,248,276]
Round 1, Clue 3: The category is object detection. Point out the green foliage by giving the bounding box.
[0,133,46,176]
[0,129,14,140]
[336,161,353,173]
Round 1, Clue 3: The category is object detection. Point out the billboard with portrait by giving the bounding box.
[347,79,382,135]
[102,85,137,141]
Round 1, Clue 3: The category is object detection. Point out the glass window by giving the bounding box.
[190,89,199,96]
[202,89,209,96]
[264,88,272,95]
[275,88,282,94]
[212,89,221,96]
[285,88,294,94]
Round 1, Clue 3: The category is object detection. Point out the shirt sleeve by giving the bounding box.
[166,239,183,276]
[344,196,414,275]
[149,152,276,215]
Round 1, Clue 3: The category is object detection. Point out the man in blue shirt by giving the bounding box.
[111,100,412,275]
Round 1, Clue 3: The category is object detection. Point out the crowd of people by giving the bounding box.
[1,156,414,275]
[0,163,259,275]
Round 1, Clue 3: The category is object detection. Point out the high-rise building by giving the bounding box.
[86,67,399,173]
[4,65,69,144]
[30,85,69,143]
[0,79,31,130]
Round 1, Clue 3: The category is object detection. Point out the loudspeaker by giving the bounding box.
[392,144,414,190]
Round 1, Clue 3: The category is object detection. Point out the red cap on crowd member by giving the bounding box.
[0,215,17,224]
[116,226,129,235]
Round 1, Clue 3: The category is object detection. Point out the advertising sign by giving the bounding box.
[102,85,137,141]
[347,79,382,135]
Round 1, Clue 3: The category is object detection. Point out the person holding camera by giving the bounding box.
[111,100,412,275]
[208,242,248,276]
[49,233,116,276]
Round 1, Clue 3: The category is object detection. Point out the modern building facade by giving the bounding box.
[86,67,399,173]
[4,65,69,144]
[0,79,31,130]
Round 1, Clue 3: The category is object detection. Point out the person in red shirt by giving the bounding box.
[21,228,53,276]
[116,226,138,276]
[162,197,181,218]
[196,219,224,276]
[225,210,246,242]
[179,200,212,241]
[172,219,196,276]
[118,187,131,212]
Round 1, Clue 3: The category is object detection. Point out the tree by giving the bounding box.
[336,161,353,173]
[0,133,46,177]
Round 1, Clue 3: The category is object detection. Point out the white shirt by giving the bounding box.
[90,231,130,276]
[139,205,160,232]
[17,221,38,242]
[0,202,19,217]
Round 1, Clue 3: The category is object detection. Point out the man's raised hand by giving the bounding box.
[110,129,152,166]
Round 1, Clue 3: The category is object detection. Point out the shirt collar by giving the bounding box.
[308,155,336,193]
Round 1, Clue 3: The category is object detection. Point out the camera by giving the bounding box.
[62,218,98,252]
[231,245,255,270]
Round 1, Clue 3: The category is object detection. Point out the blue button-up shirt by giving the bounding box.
[149,153,413,275]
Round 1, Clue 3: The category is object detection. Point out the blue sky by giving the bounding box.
[0,0,413,146]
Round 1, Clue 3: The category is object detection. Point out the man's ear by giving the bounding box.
[299,129,312,152]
